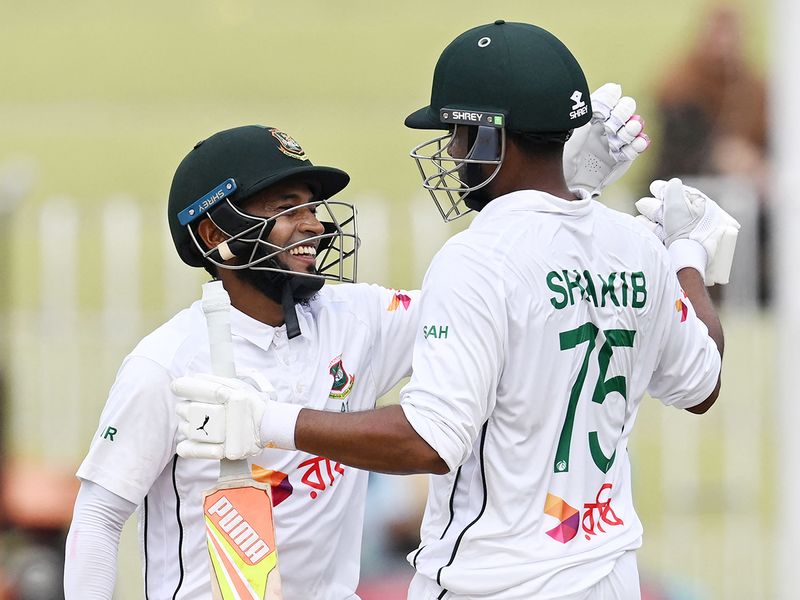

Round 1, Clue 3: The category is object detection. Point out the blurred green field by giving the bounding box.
[0,0,769,303]
[0,1,773,598]
[2,0,767,221]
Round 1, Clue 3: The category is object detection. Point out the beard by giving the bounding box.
[461,163,493,212]
[233,258,323,306]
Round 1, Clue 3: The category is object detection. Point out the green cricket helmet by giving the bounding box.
[167,125,359,338]
[168,124,357,280]
[405,20,592,221]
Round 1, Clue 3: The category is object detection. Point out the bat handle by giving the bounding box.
[219,457,250,479]
[202,280,252,481]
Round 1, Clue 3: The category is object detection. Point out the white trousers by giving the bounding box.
[407,550,641,600]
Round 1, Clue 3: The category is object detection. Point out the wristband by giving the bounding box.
[259,401,303,450]
[668,239,707,281]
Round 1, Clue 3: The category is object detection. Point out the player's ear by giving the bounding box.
[196,217,228,251]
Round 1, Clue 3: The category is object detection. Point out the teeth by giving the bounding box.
[289,246,317,257]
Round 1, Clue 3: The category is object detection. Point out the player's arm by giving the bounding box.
[64,481,137,599]
[69,356,182,596]
[296,404,447,474]
[173,377,448,474]
[173,244,501,475]
[676,268,723,414]
[636,178,739,413]
[368,285,422,396]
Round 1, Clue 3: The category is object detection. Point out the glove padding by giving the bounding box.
[635,178,741,285]
[563,82,650,196]
[172,373,271,460]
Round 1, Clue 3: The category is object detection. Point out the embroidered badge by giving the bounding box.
[328,355,355,411]
[269,128,308,160]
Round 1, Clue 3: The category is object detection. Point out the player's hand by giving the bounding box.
[635,178,741,285]
[563,82,650,197]
[172,373,270,460]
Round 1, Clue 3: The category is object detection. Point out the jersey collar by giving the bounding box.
[473,188,593,224]
[229,302,313,352]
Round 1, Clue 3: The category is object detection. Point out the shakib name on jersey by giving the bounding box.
[546,269,648,310]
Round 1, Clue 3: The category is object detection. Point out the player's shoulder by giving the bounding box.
[595,202,670,261]
[316,282,382,306]
[435,228,492,262]
[128,301,206,370]
[313,282,415,315]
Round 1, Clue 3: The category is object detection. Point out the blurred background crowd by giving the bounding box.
[0,1,786,598]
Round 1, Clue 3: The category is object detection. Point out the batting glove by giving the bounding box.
[635,178,741,285]
[563,82,650,197]
[172,373,301,460]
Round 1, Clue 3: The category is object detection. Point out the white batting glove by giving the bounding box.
[172,373,301,460]
[635,178,741,285]
[563,82,650,197]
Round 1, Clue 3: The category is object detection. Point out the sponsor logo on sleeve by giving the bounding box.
[675,289,689,322]
[423,324,449,339]
[387,290,412,311]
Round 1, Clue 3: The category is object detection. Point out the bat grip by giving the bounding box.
[202,280,251,481]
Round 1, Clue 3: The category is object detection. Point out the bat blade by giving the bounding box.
[202,280,283,599]
[204,482,281,599]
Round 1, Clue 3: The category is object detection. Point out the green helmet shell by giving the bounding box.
[405,21,592,133]
[168,125,350,267]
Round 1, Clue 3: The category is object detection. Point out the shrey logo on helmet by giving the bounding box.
[569,90,589,120]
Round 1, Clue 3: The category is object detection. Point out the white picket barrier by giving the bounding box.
[3,182,773,598]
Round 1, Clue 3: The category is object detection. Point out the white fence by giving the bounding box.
[2,181,774,599]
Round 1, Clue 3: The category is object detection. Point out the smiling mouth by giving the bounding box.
[283,245,318,271]
[287,245,317,258]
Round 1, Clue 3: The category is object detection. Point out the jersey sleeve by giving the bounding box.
[400,242,506,471]
[76,355,179,505]
[64,480,137,599]
[647,270,721,409]
[367,285,422,397]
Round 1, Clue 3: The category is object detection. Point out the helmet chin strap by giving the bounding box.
[231,260,324,340]
[281,281,302,339]
[462,163,493,212]
[459,125,501,212]
[280,275,324,339]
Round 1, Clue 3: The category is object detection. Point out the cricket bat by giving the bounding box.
[202,280,283,600]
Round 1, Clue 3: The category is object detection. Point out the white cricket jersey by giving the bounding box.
[401,190,721,599]
[77,283,419,600]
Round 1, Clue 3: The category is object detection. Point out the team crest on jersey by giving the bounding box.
[328,355,355,411]
[387,290,412,311]
[269,128,308,160]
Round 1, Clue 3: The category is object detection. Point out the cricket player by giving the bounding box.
[65,103,647,599]
[173,21,737,600]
